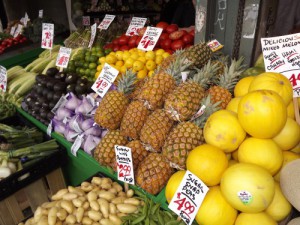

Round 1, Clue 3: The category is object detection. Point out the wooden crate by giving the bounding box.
[0,168,66,225]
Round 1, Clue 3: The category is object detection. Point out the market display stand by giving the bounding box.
[16,107,170,211]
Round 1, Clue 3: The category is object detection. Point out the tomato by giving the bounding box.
[128,35,138,48]
[166,24,179,34]
[182,34,194,44]
[119,35,130,45]
[156,21,169,30]
[120,45,130,51]
[112,44,120,52]
[169,30,184,40]
[138,27,147,36]
[160,38,172,50]
[135,36,142,46]
[171,40,185,51]
[112,38,119,45]
[155,39,161,48]
[159,32,169,41]
[104,43,113,49]
[189,29,195,36]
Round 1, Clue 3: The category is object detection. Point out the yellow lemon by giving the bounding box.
[109,51,116,56]
[115,60,124,67]
[122,51,130,61]
[120,65,127,74]
[105,54,117,65]
[124,58,134,68]
[137,69,148,80]
[145,60,156,71]
[130,52,139,60]
[137,56,146,64]
[99,56,106,64]
[155,49,165,56]
[145,51,155,60]
[162,52,171,59]
[94,71,100,79]
[133,60,145,71]
[115,51,123,60]
[148,70,154,77]
[138,49,146,56]
[155,55,164,65]
[96,64,103,72]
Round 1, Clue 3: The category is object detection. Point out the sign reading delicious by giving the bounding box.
[261,33,300,97]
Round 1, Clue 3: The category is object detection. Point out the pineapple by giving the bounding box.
[94,70,136,130]
[120,100,150,139]
[164,60,219,122]
[208,57,245,109]
[140,109,174,152]
[94,130,128,169]
[126,140,149,170]
[137,56,190,110]
[181,41,212,69]
[136,153,174,195]
[162,95,221,170]
[157,49,184,72]
[211,55,229,77]
[127,78,147,100]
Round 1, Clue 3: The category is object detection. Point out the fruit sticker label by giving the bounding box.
[125,17,147,36]
[261,33,300,97]
[92,63,119,98]
[39,10,43,18]
[115,145,135,185]
[98,14,115,30]
[56,47,72,68]
[71,134,84,156]
[82,16,91,26]
[207,39,223,52]
[41,23,54,49]
[138,26,163,51]
[169,170,209,225]
[10,26,16,36]
[0,66,7,92]
[237,190,253,205]
[88,23,97,48]
[14,24,23,38]
[190,105,206,121]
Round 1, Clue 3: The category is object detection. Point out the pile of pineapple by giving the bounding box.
[93,42,246,195]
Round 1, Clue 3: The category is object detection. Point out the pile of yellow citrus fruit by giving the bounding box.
[95,48,171,80]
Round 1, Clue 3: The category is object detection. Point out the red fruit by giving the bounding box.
[155,39,161,48]
[189,29,195,36]
[166,24,179,34]
[160,38,172,50]
[159,32,169,41]
[128,35,138,48]
[182,34,194,44]
[165,49,173,54]
[112,38,119,45]
[156,21,169,30]
[119,35,130,46]
[135,36,142,46]
[171,40,185,51]
[120,45,130,51]
[112,44,120,52]
[169,30,184,40]
[181,30,188,35]
[104,43,113,49]
[138,27,147,36]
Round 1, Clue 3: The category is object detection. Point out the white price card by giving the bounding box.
[24,12,29,27]
[14,24,23,38]
[98,14,115,30]
[71,134,84,156]
[10,26,16,36]
[56,47,72,68]
[92,63,119,98]
[125,17,147,36]
[137,26,163,51]
[0,66,7,92]
[82,16,91,26]
[88,23,97,48]
[41,23,54,49]
[115,145,135,185]
[261,33,300,97]
[169,170,209,225]
[39,10,43,18]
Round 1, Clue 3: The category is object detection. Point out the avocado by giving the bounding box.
[65,73,79,84]
[46,67,59,77]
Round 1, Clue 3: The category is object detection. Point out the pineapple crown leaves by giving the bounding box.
[217,56,246,92]
[117,69,137,95]
[189,60,220,89]
[193,94,221,128]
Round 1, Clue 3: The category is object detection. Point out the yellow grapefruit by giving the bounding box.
[226,97,242,113]
[234,76,255,97]
[235,212,277,225]
[165,170,185,203]
[287,101,295,119]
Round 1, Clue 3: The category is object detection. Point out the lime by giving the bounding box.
[68,60,75,67]
[83,62,89,69]
[74,61,81,67]
[89,62,97,69]
[85,55,91,62]
[76,67,81,74]
[90,69,97,77]
[85,68,91,76]
[78,53,85,60]
[79,68,85,75]
[97,52,105,58]
[90,55,98,63]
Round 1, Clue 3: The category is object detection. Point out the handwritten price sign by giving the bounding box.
[137,26,162,51]
[39,9,43,18]
[41,23,54,49]
[169,171,209,225]
[92,63,119,98]
[115,145,135,185]
[88,23,97,48]
[82,16,91,26]
[125,17,147,36]
[98,14,115,30]
[261,33,300,97]
[0,66,7,92]
[14,24,23,38]
[56,47,72,68]
[10,26,16,36]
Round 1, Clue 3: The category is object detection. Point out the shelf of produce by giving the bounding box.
[16,107,169,210]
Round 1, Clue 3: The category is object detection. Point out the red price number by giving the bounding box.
[289,73,300,87]
[118,164,131,177]
[140,36,155,48]
[96,79,108,89]
[173,192,195,218]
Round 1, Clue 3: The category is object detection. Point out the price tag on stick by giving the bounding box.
[71,134,84,157]
[82,16,91,26]
[98,14,115,30]
[0,66,7,92]
[41,23,54,49]
[10,26,16,36]
[39,10,43,18]
[125,17,147,36]
[88,23,97,48]
[115,145,135,185]
[14,24,23,38]
[56,46,72,68]
[137,26,163,51]
[168,170,209,225]
[24,12,29,27]
[92,63,119,98]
